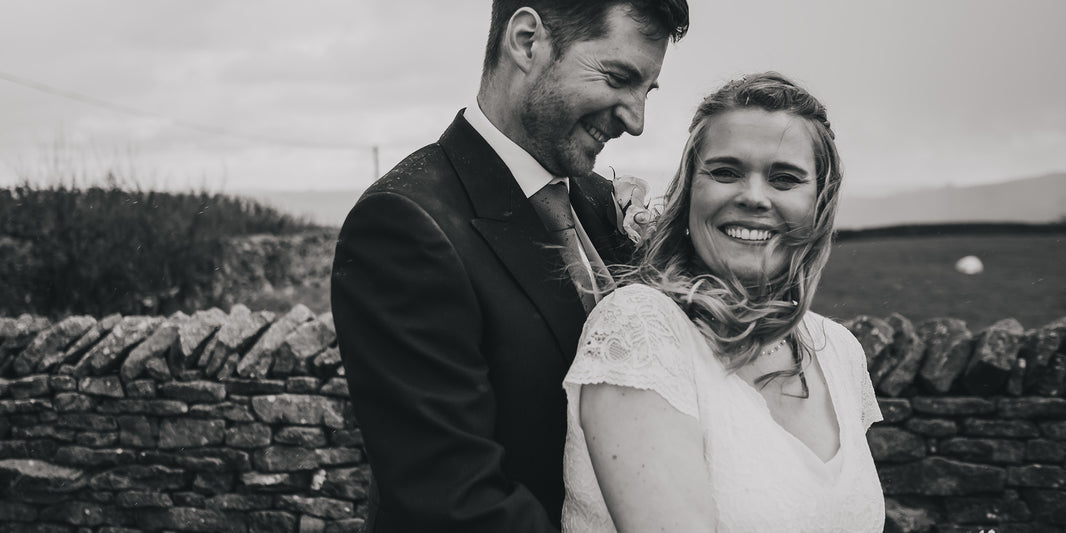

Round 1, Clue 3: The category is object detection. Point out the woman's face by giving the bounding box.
[687,108,818,281]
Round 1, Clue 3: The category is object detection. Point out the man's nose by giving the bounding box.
[613,93,647,137]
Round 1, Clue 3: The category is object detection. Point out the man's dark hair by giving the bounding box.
[482,0,689,74]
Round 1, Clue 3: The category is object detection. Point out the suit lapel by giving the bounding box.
[438,111,586,359]
[570,176,634,267]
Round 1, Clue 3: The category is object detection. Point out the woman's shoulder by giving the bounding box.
[599,282,680,312]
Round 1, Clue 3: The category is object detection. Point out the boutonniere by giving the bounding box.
[611,170,660,246]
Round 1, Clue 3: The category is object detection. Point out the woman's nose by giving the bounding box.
[735,176,771,210]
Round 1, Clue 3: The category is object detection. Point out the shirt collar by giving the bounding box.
[463,101,565,198]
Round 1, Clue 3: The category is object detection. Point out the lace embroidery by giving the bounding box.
[567,284,698,418]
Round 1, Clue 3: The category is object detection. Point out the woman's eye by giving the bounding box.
[771,174,803,188]
[709,168,741,182]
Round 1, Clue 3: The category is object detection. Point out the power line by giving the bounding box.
[0,70,376,152]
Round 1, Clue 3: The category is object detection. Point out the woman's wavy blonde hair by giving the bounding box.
[621,72,842,376]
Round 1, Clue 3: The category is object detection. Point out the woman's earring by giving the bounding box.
[684,227,690,237]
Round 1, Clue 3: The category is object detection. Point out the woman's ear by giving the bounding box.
[503,7,550,74]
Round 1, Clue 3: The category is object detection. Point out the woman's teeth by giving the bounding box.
[724,226,773,241]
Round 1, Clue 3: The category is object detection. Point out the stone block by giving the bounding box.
[329,428,363,447]
[248,510,298,533]
[52,393,93,413]
[183,448,252,472]
[300,515,326,533]
[254,446,320,472]
[911,396,995,416]
[158,418,225,448]
[0,439,59,461]
[75,431,118,447]
[276,494,355,520]
[193,470,234,494]
[272,319,336,377]
[1022,489,1066,525]
[286,376,320,393]
[173,308,227,369]
[321,466,369,501]
[12,316,96,375]
[316,447,364,467]
[204,493,273,511]
[962,318,1025,395]
[96,399,188,416]
[1008,465,1066,489]
[879,456,1006,496]
[56,313,121,369]
[143,355,172,381]
[117,415,157,448]
[120,320,179,382]
[0,459,87,492]
[325,519,366,533]
[134,507,245,533]
[8,375,51,399]
[56,413,116,431]
[844,315,895,385]
[904,418,957,437]
[72,316,161,378]
[158,381,227,403]
[48,375,76,392]
[944,492,1031,524]
[917,318,973,394]
[11,425,76,442]
[0,501,37,522]
[0,398,53,414]
[0,315,52,375]
[53,446,135,468]
[1041,421,1066,440]
[78,375,124,398]
[1006,355,1027,397]
[241,471,305,492]
[39,500,105,526]
[276,426,328,448]
[223,378,286,395]
[238,304,314,379]
[882,316,925,397]
[89,465,186,491]
[114,490,174,508]
[251,394,347,428]
[1033,352,1066,398]
[174,455,228,472]
[940,437,1026,464]
[225,423,272,448]
[963,418,1041,438]
[320,378,349,398]
[1026,439,1066,463]
[1021,317,1066,394]
[190,402,256,422]
[125,379,156,398]
[998,398,1066,419]
[877,398,913,423]
[311,347,343,379]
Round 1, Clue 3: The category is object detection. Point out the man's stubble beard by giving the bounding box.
[519,75,598,178]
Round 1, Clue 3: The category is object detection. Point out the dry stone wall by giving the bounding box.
[0,308,1064,532]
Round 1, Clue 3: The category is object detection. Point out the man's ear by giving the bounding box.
[503,7,551,74]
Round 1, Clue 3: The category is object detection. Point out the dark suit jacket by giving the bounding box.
[331,110,633,532]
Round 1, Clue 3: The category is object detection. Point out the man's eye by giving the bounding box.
[606,73,628,87]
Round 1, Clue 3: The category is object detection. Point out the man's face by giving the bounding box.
[518,5,668,177]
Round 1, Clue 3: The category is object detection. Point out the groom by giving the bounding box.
[331,1,688,531]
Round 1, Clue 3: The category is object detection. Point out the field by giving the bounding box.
[813,233,1066,331]
[277,232,1065,335]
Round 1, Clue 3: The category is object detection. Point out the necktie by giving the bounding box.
[529,182,606,314]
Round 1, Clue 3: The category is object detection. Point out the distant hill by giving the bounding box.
[836,173,1066,229]
[237,173,1066,230]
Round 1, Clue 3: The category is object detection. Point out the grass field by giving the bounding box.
[813,233,1066,331]
[276,233,1065,335]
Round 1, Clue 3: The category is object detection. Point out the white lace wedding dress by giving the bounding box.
[562,284,885,532]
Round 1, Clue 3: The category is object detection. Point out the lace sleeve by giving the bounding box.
[853,332,883,431]
[565,284,699,419]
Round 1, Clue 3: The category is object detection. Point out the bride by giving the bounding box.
[562,72,885,532]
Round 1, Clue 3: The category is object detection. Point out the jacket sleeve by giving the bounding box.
[331,191,560,532]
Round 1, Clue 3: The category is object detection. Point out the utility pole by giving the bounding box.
[372,145,380,179]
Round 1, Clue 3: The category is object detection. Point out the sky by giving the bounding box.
[1,1,1064,199]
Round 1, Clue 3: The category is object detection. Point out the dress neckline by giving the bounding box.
[728,335,844,467]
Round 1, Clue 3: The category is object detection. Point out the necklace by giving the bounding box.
[761,338,786,357]
[757,336,809,399]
